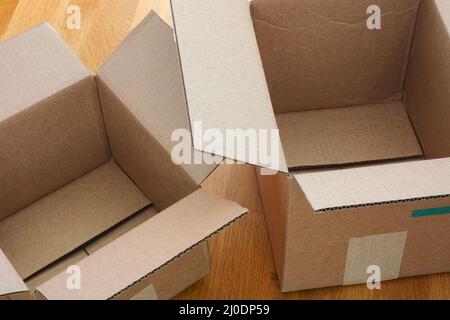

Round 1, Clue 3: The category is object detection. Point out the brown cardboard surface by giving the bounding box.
[406,0,450,159]
[0,250,28,297]
[280,179,450,291]
[97,12,218,186]
[0,23,90,122]
[0,292,33,301]
[37,190,247,300]
[0,23,109,220]
[276,101,423,169]
[96,13,209,211]
[0,10,249,299]
[171,0,288,173]
[115,242,211,300]
[25,249,88,291]
[0,161,150,279]
[0,75,110,221]
[251,0,450,292]
[255,170,289,279]
[252,0,420,112]
[255,172,450,292]
[84,207,158,254]
[97,78,200,211]
[295,158,450,211]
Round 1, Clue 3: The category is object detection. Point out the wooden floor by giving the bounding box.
[1,0,448,300]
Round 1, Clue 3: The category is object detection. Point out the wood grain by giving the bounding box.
[1,0,448,300]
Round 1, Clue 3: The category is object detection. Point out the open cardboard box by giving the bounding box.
[0,13,247,300]
[170,0,450,291]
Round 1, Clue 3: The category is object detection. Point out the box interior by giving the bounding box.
[0,13,221,293]
[0,27,156,288]
[251,0,450,170]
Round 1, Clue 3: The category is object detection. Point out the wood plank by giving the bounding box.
[0,0,19,40]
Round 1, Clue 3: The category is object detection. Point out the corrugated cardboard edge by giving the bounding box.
[0,249,28,297]
[36,189,247,300]
[113,242,210,300]
[295,158,450,212]
[108,209,245,300]
[170,0,288,173]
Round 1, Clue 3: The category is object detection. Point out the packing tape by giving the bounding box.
[343,231,407,286]
[130,283,159,300]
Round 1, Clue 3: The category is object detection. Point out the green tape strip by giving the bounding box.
[412,206,450,218]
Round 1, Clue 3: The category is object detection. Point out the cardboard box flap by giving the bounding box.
[295,158,450,211]
[0,23,90,123]
[277,101,423,169]
[25,249,88,291]
[84,207,158,254]
[0,161,150,279]
[171,0,288,173]
[37,189,247,300]
[0,250,28,297]
[97,12,218,186]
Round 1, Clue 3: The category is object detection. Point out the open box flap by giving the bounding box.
[171,0,288,173]
[295,158,450,211]
[0,250,28,297]
[0,23,90,123]
[37,189,247,300]
[97,12,218,186]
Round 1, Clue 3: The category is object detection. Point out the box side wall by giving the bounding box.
[255,169,289,285]
[97,12,217,186]
[405,0,450,159]
[97,78,199,211]
[113,242,210,300]
[0,77,110,220]
[251,0,420,112]
[280,182,450,291]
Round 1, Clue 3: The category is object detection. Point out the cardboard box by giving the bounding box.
[170,0,450,291]
[0,12,247,300]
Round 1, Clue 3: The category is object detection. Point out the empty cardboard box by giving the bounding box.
[0,12,247,300]
[170,0,450,291]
